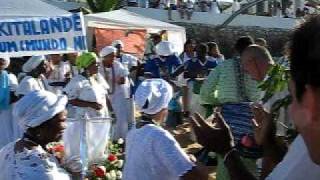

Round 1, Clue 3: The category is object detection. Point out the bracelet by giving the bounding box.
[223,148,236,163]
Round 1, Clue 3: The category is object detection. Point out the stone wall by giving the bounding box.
[174,22,292,58]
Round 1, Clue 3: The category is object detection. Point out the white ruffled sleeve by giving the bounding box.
[152,129,195,178]
[8,73,18,92]
[63,76,82,100]
[96,73,109,95]
[16,77,37,96]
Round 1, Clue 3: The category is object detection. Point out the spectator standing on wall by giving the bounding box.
[165,0,178,20]
[284,1,295,18]
[232,0,240,13]
[179,0,194,20]
[210,0,221,14]
[127,0,139,6]
[198,0,209,12]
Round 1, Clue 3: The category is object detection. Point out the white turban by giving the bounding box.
[13,90,67,131]
[135,79,173,115]
[112,40,124,48]
[22,55,46,73]
[99,46,116,58]
[156,41,175,56]
[0,54,10,69]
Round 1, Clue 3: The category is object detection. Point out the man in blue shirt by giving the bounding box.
[144,41,182,79]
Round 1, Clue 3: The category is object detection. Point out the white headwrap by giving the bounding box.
[99,46,116,58]
[13,90,67,131]
[156,41,175,56]
[22,55,46,73]
[0,54,10,69]
[112,40,124,48]
[135,79,173,115]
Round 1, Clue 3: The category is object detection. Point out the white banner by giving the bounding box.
[0,12,87,57]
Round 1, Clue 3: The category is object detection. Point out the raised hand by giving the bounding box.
[251,104,275,146]
[190,113,235,155]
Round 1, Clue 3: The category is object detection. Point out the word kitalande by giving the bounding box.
[0,13,82,37]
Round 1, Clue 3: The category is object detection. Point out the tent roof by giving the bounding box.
[41,0,86,11]
[0,0,71,19]
[85,9,185,31]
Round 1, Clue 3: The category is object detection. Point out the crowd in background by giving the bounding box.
[126,0,317,20]
[1,15,320,180]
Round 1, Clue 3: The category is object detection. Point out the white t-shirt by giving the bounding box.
[123,124,194,180]
[63,74,109,119]
[267,135,320,180]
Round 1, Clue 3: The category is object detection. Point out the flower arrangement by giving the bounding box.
[87,138,125,180]
[47,142,65,162]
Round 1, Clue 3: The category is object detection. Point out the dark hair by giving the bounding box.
[184,39,196,51]
[152,34,161,41]
[207,42,217,50]
[196,43,208,57]
[235,36,254,55]
[290,15,320,101]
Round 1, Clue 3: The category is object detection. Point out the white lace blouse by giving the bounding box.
[0,142,70,180]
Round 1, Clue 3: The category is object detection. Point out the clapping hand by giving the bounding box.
[251,104,275,146]
[190,113,235,155]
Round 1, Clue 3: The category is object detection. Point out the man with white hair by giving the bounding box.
[112,40,138,71]
[0,55,19,148]
[99,46,133,140]
[16,55,49,97]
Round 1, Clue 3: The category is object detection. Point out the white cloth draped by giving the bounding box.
[63,74,112,163]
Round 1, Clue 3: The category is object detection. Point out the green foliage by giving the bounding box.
[87,0,119,13]
[259,64,290,103]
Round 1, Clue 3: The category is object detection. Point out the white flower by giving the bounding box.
[106,172,112,180]
[116,160,124,168]
[117,138,124,145]
[110,170,117,180]
[116,170,122,179]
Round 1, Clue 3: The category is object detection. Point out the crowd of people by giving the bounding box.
[0,14,320,180]
[126,0,317,20]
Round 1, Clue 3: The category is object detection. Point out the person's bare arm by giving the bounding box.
[69,99,102,110]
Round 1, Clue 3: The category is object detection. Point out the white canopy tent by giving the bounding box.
[85,9,186,54]
[0,0,71,19]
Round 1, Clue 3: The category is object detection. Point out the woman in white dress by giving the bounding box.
[0,90,71,180]
[100,46,132,140]
[123,79,207,180]
[63,52,112,164]
[16,55,49,97]
[0,56,19,148]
